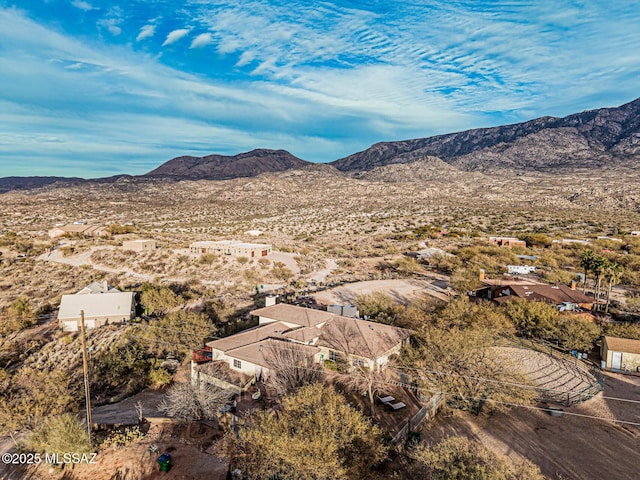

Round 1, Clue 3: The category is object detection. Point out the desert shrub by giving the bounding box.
[354,292,406,326]
[0,297,37,335]
[140,283,181,315]
[234,384,386,480]
[27,413,91,456]
[504,299,559,339]
[394,256,421,275]
[409,436,545,480]
[107,224,135,235]
[90,336,150,398]
[555,315,601,351]
[149,362,173,389]
[0,368,79,432]
[603,322,640,340]
[236,256,249,265]
[139,310,217,357]
[100,425,145,449]
[271,261,293,281]
[540,270,578,285]
[199,253,218,265]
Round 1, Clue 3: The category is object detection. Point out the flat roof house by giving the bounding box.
[488,236,527,248]
[122,239,157,252]
[189,240,271,258]
[601,336,640,373]
[58,281,135,332]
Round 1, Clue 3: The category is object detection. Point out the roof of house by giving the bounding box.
[58,291,135,321]
[250,304,335,328]
[122,239,155,244]
[225,338,319,369]
[50,224,106,234]
[482,278,541,287]
[509,284,592,305]
[209,305,411,363]
[77,280,119,295]
[206,321,289,352]
[193,360,254,387]
[318,316,412,360]
[190,240,271,249]
[604,336,640,355]
[282,326,323,343]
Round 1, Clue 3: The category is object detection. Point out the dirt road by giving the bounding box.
[313,277,451,305]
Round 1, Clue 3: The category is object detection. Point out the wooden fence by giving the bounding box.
[392,392,445,444]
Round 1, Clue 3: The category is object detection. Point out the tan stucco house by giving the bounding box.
[122,239,157,252]
[601,336,640,373]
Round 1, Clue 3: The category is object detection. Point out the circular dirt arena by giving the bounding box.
[494,346,602,405]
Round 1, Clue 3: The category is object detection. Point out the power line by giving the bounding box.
[463,396,640,427]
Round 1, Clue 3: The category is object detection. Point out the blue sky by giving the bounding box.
[1,1,639,178]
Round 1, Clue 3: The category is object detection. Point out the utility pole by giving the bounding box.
[80,310,93,444]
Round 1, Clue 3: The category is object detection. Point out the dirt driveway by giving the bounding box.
[313,277,451,305]
[420,372,640,480]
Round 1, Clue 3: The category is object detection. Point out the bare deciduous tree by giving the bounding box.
[265,341,324,396]
[339,362,390,416]
[159,381,231,422]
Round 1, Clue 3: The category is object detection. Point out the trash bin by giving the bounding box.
[157,453,172,472]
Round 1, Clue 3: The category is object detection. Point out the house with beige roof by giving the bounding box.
[122,239,157,252]
[601,336,640,373]
[48,223,109,239]
[189,240,271,258]
[192,304,412,392]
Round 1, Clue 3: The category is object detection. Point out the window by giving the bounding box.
[233,359,242,369]
[329,350,338,362]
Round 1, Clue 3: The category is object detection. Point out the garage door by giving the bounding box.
[612,351,622,370]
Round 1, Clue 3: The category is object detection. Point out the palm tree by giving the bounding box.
[591,255,607,312]
[579,250,595,294]
[604,261,623,314]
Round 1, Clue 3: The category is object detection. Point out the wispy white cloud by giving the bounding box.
[190,32,212,49]
[1,2,640,177]
[162,28,191,46]
[136,24,155,42]
[71,0,96,11]
[97,7,125,36]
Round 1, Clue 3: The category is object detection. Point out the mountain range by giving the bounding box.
[1,97,638,193]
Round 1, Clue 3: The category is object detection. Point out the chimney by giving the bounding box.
[570,280,577,291]
[479,269,485,282]
[265,295,278,307]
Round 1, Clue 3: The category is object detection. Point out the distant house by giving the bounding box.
[601,336,640,373]
[122,239,157,252]
[488,237,526,248]
[189,240,271,258]
[408,247,453,262]
[58,281,135,332]
[630,231,640,237]
[48,223,109,239]
[552,238,591,246]
[470,278,594,310]
[507,265,536,275]
[192,304,411,392]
